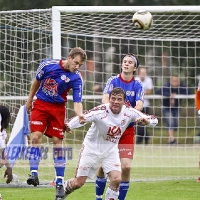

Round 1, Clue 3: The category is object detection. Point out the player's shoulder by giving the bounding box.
[39,59,60,68]
[41,59,60,64]
[134,78,143,87]
[107,74,120,81]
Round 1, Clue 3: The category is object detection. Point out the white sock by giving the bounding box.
[105,186,119,200]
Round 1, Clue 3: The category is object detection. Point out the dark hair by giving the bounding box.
[109,87,126,100]
[68,47,87,62]
[122,53,140,68]
[0,105,10,131]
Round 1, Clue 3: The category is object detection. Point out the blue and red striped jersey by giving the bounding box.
[35,59,83,103]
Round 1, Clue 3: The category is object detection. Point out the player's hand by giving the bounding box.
[135,117,149,125]
[198,110,200,115]
[79,114,86,124]
[65,123,72,134]
[26,99,32,114]
[4,167,13,184]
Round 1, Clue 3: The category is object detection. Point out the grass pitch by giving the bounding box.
[0,180,200,200]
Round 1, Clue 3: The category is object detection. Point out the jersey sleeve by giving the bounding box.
[71,75,83,102]
[35,60,48,81]
[67,105,103,129]
[103,76,115,94]
[135,82,144,102]
[127,107,158,127]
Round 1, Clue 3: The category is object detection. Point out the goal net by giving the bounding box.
[0,6,200,185]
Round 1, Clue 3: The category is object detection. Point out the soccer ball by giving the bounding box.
[132,10,153,30]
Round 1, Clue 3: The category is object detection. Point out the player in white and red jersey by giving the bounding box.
[26,47,87,199]
[96,53,144,200]
[0,105,13,184]
[63,87,158,200]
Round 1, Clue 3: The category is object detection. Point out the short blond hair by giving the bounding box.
[68,47,87,62]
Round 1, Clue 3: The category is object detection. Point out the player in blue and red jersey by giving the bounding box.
[95,54,144,200]
[26,47,87,200]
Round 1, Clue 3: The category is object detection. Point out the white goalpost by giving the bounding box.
[0,6,200,185]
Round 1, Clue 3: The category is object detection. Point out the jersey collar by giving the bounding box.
[119,74,134,83]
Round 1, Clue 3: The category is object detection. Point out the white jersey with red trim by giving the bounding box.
[67,103,158,156]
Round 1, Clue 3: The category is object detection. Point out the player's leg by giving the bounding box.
[52,137,66,199]
[102,151,121,200]
[64,146,100,199]
[64,176,88,198]
[27,100,49,186]
[118,127,134,200]
[105,170,121,200]
[96,166,107,200]
[46,104,66,199]
[27,131,43,186]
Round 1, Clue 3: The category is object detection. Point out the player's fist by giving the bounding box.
[79,114,86,124]
[65,123,72,134]
[135,117,149,125]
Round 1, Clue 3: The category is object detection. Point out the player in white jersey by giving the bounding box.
[63,88,158,200]
[0,105,13,184]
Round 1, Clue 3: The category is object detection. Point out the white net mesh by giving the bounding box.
[0,7,200,184]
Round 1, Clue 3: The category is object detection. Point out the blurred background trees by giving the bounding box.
[0,0,199,11]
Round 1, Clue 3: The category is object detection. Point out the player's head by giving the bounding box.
[0,105,10,132]
[65,47,87,72]
[121,53,139,75]
[109,87,126,114]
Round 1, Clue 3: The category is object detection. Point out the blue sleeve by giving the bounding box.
[135,83,144,102]
[35,60,47,81]
[71,77,83,102]
[103,76,115,94]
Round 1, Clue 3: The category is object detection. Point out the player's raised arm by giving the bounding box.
[102,94,109,104]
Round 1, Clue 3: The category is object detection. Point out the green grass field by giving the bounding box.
[0,180,200,200]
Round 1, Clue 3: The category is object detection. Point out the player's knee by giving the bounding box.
[121,165,131,173]
[110,176,121,188]
[31,132,42,145]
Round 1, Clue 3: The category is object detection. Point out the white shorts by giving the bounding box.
[75,145,121,179]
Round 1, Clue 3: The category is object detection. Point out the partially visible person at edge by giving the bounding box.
[25,47,87,200]
[95,53,144,200]
[195,82,200,182]
[63,87,158,200]
[0,105,13,184]
[135,66,154,145]
[156,75,192,145]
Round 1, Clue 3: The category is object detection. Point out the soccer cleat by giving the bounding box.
[27,174,39,187]
[55,184,65,200]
